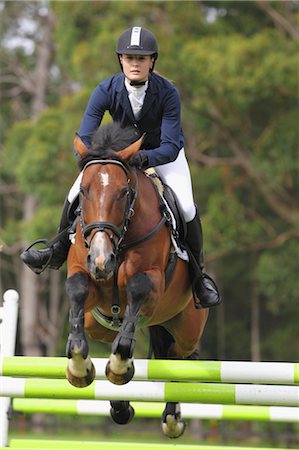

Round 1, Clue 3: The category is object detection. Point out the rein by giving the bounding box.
[79,159,168,328]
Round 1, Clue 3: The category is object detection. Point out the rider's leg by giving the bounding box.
[155,149,221,308]
[20,173,83,273]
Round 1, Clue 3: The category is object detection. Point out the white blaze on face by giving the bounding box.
[93,232,109,272]
[90,170,113,275]
[99,172,109,187]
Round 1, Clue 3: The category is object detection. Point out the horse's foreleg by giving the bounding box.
[106,272,152,385]
[65,272,95,388]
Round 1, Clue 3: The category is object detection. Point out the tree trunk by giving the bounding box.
[216,303,225,360]
[250,281,261,362]
[20,195,41,355]
[20,11,54,357]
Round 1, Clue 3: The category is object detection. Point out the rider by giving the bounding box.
[21,26,220,308]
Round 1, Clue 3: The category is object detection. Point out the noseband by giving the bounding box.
[79,159,138,252]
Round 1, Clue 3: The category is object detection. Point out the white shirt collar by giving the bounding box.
[125,79,148,96]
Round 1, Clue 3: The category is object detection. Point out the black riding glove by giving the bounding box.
[129,151,150,170]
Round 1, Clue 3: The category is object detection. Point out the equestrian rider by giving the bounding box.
[21,26,220,308]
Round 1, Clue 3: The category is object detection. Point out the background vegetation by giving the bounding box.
[1,0,298,446]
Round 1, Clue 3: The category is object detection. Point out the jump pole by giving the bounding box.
[1,378,299,406]
[2,440,291,450]
[12,398,299,422]
[1,357,299,385]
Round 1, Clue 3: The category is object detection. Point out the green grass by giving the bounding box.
[8,414,299,448]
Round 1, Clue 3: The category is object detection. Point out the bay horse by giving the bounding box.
[66,122,209,438]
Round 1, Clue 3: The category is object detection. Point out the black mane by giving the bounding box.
[79,122,141,171]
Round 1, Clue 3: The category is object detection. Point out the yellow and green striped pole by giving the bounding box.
[1,378,299,406]
[1,357,299,385]
[12,398,299,422]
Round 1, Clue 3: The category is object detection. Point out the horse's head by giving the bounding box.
[77,124,142,281]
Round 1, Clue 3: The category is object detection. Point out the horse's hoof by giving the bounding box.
[66,361,95,388]
[110,401,135,425]
[105,360,135,385]
[162,415,186,439]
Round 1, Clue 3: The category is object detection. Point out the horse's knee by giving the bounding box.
[66,272,89,304]
[127,272,152,301]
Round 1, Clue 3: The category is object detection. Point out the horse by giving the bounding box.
[65,122,209,438]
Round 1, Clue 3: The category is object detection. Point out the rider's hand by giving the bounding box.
[129,151,150,170]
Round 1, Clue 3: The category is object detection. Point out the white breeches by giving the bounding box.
[68,148,196,223]
[68,172,83,204]
[155,148,196,222]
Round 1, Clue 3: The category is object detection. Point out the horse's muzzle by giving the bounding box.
[87,251,116,281]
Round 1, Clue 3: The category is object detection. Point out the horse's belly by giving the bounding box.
[84,310,118,343]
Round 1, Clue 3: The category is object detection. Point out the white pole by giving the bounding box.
[0,289,19,447]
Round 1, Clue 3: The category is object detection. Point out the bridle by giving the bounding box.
[79,159,138,253]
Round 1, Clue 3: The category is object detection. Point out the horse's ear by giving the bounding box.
[73,133,89,157]
[118,134,145,161]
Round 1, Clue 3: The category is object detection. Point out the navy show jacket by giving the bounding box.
[78,72,184,167]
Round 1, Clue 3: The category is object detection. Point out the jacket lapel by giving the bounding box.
[116,75,136,123]
[138,74,158,120]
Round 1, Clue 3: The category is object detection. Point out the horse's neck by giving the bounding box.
[129,172,162,233]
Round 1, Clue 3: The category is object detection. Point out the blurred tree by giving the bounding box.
[1,1,64,356]
[1,0,298,362]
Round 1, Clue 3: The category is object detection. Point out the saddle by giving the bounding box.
[144,170,191,290]
[145,169,187,244]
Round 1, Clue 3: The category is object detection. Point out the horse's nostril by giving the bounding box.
[105,253,116,273]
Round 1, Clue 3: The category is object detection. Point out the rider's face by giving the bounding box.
[119,54,154,84]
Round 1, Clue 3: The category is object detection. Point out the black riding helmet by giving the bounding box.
[116,26,158,71]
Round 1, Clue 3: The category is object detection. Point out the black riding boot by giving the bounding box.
[20,197,74,274]
[186,211,221,308]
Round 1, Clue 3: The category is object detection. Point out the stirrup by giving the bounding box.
[22,239,54,275]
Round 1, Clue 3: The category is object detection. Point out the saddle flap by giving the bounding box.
[162,184,187,242]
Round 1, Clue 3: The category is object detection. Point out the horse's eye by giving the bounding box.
[80,186,88,197]
[119,188,129,200]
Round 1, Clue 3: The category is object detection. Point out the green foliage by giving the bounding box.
[253,110,299,191]
[204,192,264,254]
[20,205,62,242]
[1,0,298,364]
[256,239,299,314]
[2,121,34,177]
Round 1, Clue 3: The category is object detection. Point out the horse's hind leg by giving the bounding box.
[110,401,135,425]
[65,272,95,387]
[149,325,186,439]
[106,272,152,385]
